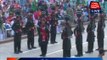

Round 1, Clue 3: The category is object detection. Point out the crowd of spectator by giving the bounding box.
[0,0,90,40]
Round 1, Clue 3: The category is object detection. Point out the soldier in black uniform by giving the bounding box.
[97,13,105,56]
[50,15,58,44]
[76,8,84,33]
[12,16,22,54]
[25,13,36,50]
[86,20,95,53]
[38,19,49,57]
[74,24,83,57]
[61,21,73,57]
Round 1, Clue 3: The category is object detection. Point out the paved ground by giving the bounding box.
[0,21,107,60]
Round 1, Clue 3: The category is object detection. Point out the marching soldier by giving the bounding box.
[86,20,95,53]
[12,16,22,54]
[97,13,105,56]
[25,13,36,50]
[61,21,73,57]
[38,19,49,57]
[50,15,58,44]
[74,24,83,57]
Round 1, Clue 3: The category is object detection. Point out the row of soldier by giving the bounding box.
[12,12,58,56]
[74,13,105,57]
[12,12,106,58]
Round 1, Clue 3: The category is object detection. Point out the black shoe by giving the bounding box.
[85,51,93,53]
[79,54,83,56]
[96,48,100,51]
[32,47,36,49]
[40,54,43,56]
[75,55,80,57]
[19,51,23,53]
[28,48,32,50]
[42,55,46,57]
[99,53,105,57]
[51,42,55,44]
[75,54,83,57]
[90,51,93,53]
[54,41,57,43]
[40,54,46,57]
[14,52,19,54]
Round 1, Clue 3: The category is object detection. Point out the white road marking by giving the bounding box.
[19,32,107,55]
[71,48,99,57]
[105,36,107,37]
[22,42,61,54]
[47,42,88,56]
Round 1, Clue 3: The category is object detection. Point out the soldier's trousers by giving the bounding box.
[27,31,35,49]
[76,37,83,55]
[63,50,71,57]
[98,38,104,50]
[40,43,48,56]
[14,33,21,52]
[50,31,56,43]
[27,36,34,49]
[88,41,94,52]
[98,38,104,55]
